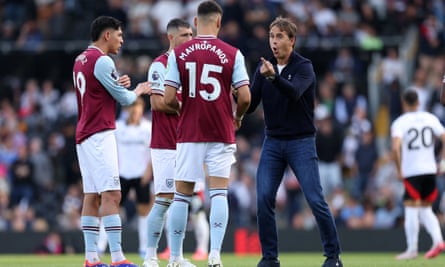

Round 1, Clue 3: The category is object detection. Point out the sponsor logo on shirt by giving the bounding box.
[152,71,160,81]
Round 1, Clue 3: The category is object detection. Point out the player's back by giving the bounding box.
[173,36,239,144]
[73,47,117,144]
[392,111,445,177]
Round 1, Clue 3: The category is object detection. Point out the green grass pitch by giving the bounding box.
[0,252,444,267]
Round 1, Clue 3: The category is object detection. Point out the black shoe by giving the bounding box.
[257,258,280,267]
[322,257,343,267]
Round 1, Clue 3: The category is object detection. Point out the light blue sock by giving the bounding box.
[147,197,171,248]
[168,193,191,259]
[209,189,228,251]
[81,216,100,253]
[102,214,122,253]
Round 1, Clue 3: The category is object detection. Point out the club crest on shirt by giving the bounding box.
[166,179,174,188]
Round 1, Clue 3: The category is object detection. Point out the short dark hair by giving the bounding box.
[197,0,223,17]
[90,16,122,42]
[167,18,191,32]
[402,89,418,106]
[270,16,297,40]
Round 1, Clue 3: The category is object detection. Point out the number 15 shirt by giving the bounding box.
[165,35,249,144]
[391,110,445,178]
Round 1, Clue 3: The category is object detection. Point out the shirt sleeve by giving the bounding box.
[272,60,315,101]
[232,50,250,89]
[164,50,181,89]
[432,115,445,136]
[148,61,166,96]
[94,55,137,106]
[390,119,402,138]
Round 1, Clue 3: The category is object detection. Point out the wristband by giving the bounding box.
[233,112,244,121]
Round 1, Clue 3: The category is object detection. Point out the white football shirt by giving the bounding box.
[115,117,152,179]
[391,110,445,177]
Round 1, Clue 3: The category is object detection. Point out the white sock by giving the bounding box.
[208,249,220,261]
[404,206,420,252]
[419,206,444,246]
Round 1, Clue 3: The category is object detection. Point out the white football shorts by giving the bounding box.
[176,142,236,182]
[151,148,176,194]
[76,130,121,194]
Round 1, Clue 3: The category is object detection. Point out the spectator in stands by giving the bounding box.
[281,168,304,228]
[244,0,273,32]
[58,120,80,186]
[0,177,11,231]
[39,79,60,125]
[15,19,44,53]
[101,0,128,29]
[353,124,378,201]
[282,0,309,23]
[19,78,41,119]
[418,13,444,75]
[57,83,78,122]
[337,0,360,38]
[126,0,155,40]
[427,74,445,122]
[315,104,344,198]
[220,20,248,57]
[330,48,361,85]
[58,183,82,231]
[229,170,255,228]
[310,0,337,37]
[379,47,404,89]
[1,20,18,41]
[316,80,336,115]
[378,47,404,122]
[28,136,54,191]
[46,0,69,41]
[221,0,245,30]
[373,197,402,229]
[407,67,432,111]
[150,0,183,46]
[9,144,34,206]
[334,82,367,128]
[338,194,364,229]
[358,2,381,35]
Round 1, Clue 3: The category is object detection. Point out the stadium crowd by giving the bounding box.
[0,0,445,239]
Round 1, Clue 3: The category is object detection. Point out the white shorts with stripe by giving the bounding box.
[176,142,236,182]
[76,130,121,194]
[151,148,176,194]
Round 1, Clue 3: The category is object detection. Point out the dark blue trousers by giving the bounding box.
[256,136,341,259]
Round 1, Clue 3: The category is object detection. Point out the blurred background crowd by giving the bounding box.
[0,0,445,240]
